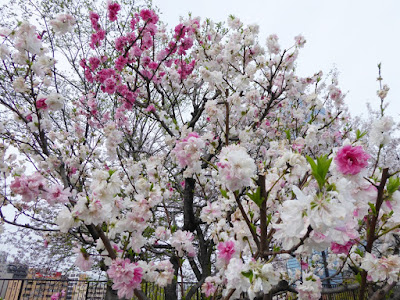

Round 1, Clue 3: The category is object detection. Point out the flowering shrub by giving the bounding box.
[0,1,399,300]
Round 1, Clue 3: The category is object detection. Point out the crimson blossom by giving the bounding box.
[335,145,370,175]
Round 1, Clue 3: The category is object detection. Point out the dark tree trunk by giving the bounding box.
[183,177,197,232]
[164,256,179,300]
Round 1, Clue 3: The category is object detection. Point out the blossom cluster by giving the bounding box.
[1,3,400,300]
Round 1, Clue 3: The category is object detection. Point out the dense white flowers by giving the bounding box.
[296,272,322,300]
[172,132,205,176]
[369,115,394,146]
[217,145,256,191]
[170,230,196,257]
[50,14,76,35]
[361,252,400,284]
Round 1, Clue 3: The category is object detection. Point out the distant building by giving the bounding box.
[0,252,12,299]
[1,265,106,300]
[4,268,68,300]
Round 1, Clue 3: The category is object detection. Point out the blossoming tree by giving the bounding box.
[0,0,399,299]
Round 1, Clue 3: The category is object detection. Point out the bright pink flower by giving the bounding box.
[11,173,46,202]
[89,11,101,31]
[181,37,193,50]
[44,185,71,204]
[108,258,143,299]
[335,145,370,175]
[139,9,159,24]
[115,36,128,52]
[217,241,235,263]
[331,240,354,254]
[36,98,48,110]
[115,56,128,71]
[108,2,121,22]
[88,57,101,70]
[90,30,106,49]
[146,105,156,112]
[104,77,117,94]
[51,292,60,300]
[148,61,158,70]
[300,260,309,270]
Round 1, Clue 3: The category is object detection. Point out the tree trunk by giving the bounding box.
[164,280,178,300]
[164,255,179,300]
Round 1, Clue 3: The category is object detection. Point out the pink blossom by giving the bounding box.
[89,11,101,31]
[51,292,60,300]
[90,30,106,49]
[335,145,370,175]
[330,87,342,102]
[148,61,158,70]
[132,46,142,57]
[44,185,71,204]
[88,57,101,71]
[139,9,159,24]
[74,248,93,271]
[108,2,121,22]
[107,258,143,299]
[115,56,128,71]
[104,77,117,94]
[146,105,156,112]
[217,241,235,263]
[331,240,354,254]
[11,173,46,202]
[172,132,205,172]
[36,98,48,110]
[202,281,218,297]
[115,36,128,52]
[294,34,306,48]
[300,260,309,270]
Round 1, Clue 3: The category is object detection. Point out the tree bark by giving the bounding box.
[369,282,397,300]
[164,256,179,300]
[183,178,197,232]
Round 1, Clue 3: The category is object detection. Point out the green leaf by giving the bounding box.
[368,202,377,216]
[355,248,364,257]
[220,189,229,199]
[285,129,291,141]
[306,155,332,190]
[171,225,177,233]
[305,274,314,281]
[356,129,367,140]
[250,223,257,234]
[266,213,272,225]
[387,176,400,194]
[249,211,254,220]
[241,270,253,283]
[246,187,264,207]
[355,273,362,284]
[143,227,155,238]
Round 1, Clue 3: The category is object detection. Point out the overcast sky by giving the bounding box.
[153,0,400,118]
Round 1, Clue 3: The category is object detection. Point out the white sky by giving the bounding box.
[153,0,400,118]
